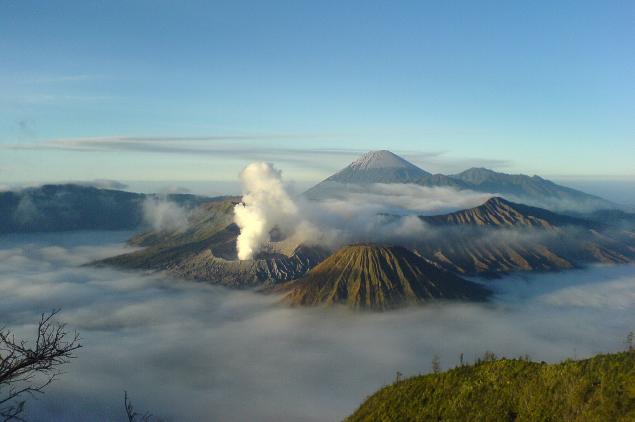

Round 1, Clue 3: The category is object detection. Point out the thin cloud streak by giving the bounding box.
[3,136,512,174]
[4,136,362,169]
[6,94,117,105]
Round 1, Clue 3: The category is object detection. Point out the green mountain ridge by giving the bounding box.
[346,351,635,422]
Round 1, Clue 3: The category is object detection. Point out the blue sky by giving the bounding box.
[1,1,634,190]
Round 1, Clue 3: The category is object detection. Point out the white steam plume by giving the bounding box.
[234,162,299,260]
[233,162,500,258]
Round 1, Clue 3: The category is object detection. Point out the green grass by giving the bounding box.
[346,351,635,422]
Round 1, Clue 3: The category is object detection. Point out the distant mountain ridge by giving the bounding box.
[414,197,634,276]
[305,150,615,212]
[0,184,211,234]
[449,167,614,211]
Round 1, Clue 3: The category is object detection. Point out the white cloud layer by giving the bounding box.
[0,232,633,421]
[234,163,493,254]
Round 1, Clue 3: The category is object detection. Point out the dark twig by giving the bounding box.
[124,391,154,422]
[0,310,81,421]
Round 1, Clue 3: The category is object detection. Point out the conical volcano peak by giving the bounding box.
[304,150,431,190]
[422,196,593,229]
[280,244,490,310]
[483,196,511,207]
[349,150,420,170]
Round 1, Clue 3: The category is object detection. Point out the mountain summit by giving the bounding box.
[305,150,615,212]
[305,150,430,198]
[347,150,425,171]
[324,150,430,184]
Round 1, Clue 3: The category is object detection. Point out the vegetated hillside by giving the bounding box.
[0,184,210,234]
[96,197,329,288]
[346,351,635,422]
[280,244,490,310]
[414,197,635,276]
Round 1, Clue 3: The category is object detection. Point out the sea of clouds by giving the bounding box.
[233,162,495,260]
[0,231,634,421]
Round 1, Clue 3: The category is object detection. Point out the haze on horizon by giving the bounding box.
[2,2,635,421]
[1,1,634,195]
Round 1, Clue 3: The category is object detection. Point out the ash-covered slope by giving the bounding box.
[324,150,431,184]
[280,244,490,310]
[414,197,635,276]
[423,197,592,229]
[95,198,329,287]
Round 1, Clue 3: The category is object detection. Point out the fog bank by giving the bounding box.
[0,232,634,421]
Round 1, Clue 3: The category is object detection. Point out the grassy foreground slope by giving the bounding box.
[346,351,635,422]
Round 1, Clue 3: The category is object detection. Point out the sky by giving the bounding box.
[1,1,634,190]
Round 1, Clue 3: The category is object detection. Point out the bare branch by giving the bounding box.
[0,310,81,421]
[124,391,154,422]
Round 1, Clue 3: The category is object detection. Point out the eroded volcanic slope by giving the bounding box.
[97,195,635,288]
[415,197,635,276]
[422,196,592,229]
[280,244,490,310]
[96,198,328,288]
